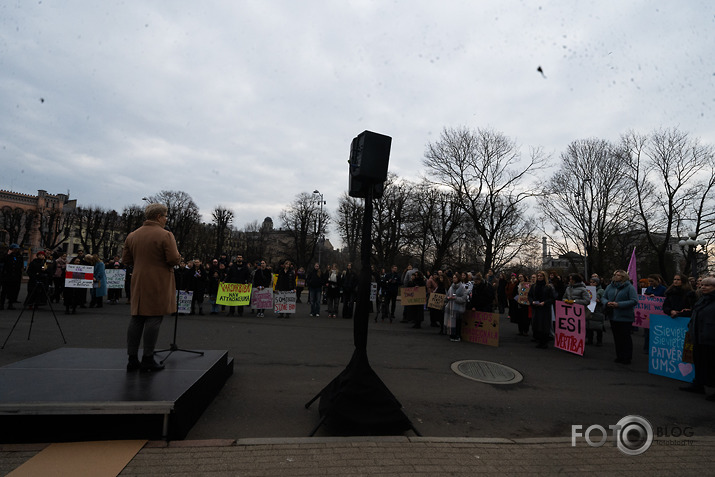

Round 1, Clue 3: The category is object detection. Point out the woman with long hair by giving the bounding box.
[528,271,555,349]
[445,272,468,342]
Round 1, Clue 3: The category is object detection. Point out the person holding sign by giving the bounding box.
[275,260,296,318]
[253,260,272,317]
[602,269,638,365]
[122,203,182,373]
[680,276,715,399]
[445,272,468,342]
[663,274,696,319]
[528,271,556,349]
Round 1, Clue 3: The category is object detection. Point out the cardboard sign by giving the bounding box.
[554,300,586,356]
[516,282,530,305]
[461,310,500,347]
[634,295,666,328]
[216,282,252,306]
[649,315,694,383]
[105,269,126,289]
[370,282,377,302]
[427,292,446,310]
[178,290,193,314]
[274,290,296,314]
[251,288,274,309]
[401,286,426,306]
[65,264,94,289]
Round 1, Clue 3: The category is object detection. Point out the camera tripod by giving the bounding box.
[2,281,67,348]
[154,288,204,364]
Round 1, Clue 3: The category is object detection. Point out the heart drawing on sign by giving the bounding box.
[678,362,693,376]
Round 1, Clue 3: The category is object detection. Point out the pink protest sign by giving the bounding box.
[554,300,586,356]
[634,295,666,329]
[251,288,273,309]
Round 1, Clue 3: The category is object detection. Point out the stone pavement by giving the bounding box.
[2,436,714,476]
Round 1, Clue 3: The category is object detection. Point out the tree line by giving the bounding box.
[3,126,712,278]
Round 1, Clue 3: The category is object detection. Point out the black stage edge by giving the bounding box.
[0,348,233,443]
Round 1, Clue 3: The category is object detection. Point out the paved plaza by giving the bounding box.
[0,294,713,475]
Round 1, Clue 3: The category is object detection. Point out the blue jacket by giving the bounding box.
[601,281,638,322]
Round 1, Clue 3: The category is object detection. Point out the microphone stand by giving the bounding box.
[155,263,204,364]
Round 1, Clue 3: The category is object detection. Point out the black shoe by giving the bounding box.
[7,305,15,310]
[536,343,548,349]
[706,394,715,402]
[411,324,421,329]
[127,356,141,372]
[679,385,705,394]
[140,356,165,373]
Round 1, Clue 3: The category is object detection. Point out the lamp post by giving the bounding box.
[679,232,707,280]
[313,190,326,267]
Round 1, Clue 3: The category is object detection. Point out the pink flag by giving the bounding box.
[627,247,637,287]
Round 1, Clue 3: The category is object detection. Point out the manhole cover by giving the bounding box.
[451,360,523,385]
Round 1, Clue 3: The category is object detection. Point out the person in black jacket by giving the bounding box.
[1,244,24,310]
[275,260,296,318]
[306,262,323,317]
[252,260,273,317]
[382,265,401,321]
[225,255,251,316]
[186,259,208,315]
[341,263,358,319]
[468,273,495,313]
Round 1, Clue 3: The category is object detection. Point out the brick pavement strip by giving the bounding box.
[2,437,714,476]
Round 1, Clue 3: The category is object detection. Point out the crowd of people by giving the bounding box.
[1,237,714,397]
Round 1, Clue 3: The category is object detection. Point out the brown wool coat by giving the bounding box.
[122,220,182,316]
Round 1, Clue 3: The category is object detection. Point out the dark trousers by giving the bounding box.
[127,315,163,358]
[386,294,397,317]
[611,321,633,362]
[0,281,20,306]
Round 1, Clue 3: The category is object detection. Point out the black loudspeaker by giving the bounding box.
[348,131,391,183]
[348,175,384,199]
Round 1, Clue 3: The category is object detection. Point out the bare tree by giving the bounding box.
[423,126,546,273]
[279,192,330,269]
[372,175,412,268]
[335,193,363,264]
[0,206,33,247]
[622,128,715,277]
[144,190,200,253]
[538,138,637,276]
[211,206,234,258]
[74,206,119,256]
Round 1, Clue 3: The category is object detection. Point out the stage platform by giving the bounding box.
[0,348,233,443]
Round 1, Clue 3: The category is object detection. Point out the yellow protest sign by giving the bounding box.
[216,282,252,306]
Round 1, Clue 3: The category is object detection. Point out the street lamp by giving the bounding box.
[313,190,326,267]
[678,231,707,279]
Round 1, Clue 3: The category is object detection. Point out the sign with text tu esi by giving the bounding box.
[554,300,586,356]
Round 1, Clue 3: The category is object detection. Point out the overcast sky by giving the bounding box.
[1,1,713,245]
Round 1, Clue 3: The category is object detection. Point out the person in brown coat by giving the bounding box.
[122,203,182,372]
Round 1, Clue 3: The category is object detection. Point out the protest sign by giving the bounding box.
[296,278,305,288]
[65,264,94,288]
[461,310,499,346]
[554,300,586,356]
[649,315,694,383]
[401,286,426,306]
[274,290,296,314]
[251,288,274,309]
[105,269,126,289]
[516,282,530,305]
[634,295,666,328]
[586,285,597,312]
[428,292,446,310]
[370,282,377,302]
[178,290,193,314]
[216,282,252,306]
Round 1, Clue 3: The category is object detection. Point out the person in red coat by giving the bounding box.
[122,203,182,372]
